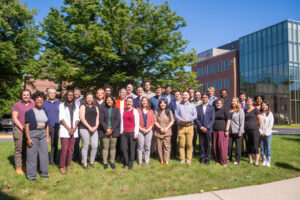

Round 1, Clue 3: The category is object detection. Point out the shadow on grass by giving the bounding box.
[7,155,14,168]
[281,136,300,143]
[0,191,19,200]
[275,162,300,172]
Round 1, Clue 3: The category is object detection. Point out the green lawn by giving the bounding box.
[274,124,300,128]
[1,135,300,200]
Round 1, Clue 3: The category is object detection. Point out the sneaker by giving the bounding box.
[180,160,185,165]
[262,155,267,166]
[186,160,192,166]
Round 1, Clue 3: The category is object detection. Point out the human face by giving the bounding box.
[21,91,31,103]
[66,92,74,103]
[126,98,133,108]
[104,88,111,96]
[126,84,133,94]
[189,89,194,99]
[48,89,56,100]
[195,92,201,101]
[144,82,151,92]
[96,90,105,100]
[35,97,44,109]
[202,95,208,104]
[155,88,162,97]
[220,90,227,99]
[174,92,181,101]
[106,97,114,107]
[182,92,189,103]
[136,87,143,97]
[231,98,238,108]
[141,98,148,109]
[85,94,94,106]
[208,89,214,97]
[165,87,172,95]
[246,98,254,107]
[256,96,263,105]
[215,100,223,109]
[74,89,81,99]
[119,90,126,100]
[239,94,246,102]
[159,101,167,110]
[262,103,269,112]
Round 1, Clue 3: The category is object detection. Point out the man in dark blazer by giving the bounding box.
[195,93,215,165]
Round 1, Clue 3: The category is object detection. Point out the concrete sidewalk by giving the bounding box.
[156,176,300,200]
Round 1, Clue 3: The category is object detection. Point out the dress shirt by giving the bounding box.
[150,95,168,111]
[174,101,197,125]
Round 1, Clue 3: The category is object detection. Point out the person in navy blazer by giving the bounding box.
[195,93,215,165]
[162,84,175,105]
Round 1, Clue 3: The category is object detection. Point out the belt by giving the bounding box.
[178,124,193,127]
[36,126,46,130]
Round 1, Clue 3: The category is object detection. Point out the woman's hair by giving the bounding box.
[157,99,172,120]
[20,89,32,99]
[64,90,76,109]
[96,88,106,100]
[140,97,150,110]
[105,95,115,107]
[246,96,255,105]
[254,94,265,102]
[230,97,241,113]
[261,101,270,116]
[84,93,95,107]
[32,91,47,101]
[213,98,224,108]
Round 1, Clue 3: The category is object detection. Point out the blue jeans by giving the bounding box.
[260,134,272,157]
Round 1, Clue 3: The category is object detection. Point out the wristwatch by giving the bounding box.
[27,137,31,140]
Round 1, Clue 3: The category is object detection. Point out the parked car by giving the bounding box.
[0,114,13,133]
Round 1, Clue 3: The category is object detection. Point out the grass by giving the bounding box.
[274,124,300,128]
[1,135,300,200]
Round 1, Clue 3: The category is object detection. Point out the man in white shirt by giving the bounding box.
[126,83,137,99]
[143,81,155,99]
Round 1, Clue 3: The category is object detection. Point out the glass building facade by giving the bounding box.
[239,20,300,124]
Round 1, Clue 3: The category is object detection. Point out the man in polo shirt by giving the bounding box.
[174,91,197,166]
[150,86,168,111]
[42,88,60,165]
[143,81,155,99]
[12,89,35,174]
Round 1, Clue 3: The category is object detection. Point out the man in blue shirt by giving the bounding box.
[207,87,218,106]
[133,86,144,108]
[42,88,60,165]
[150,86,168,111]
[162,84,175,105]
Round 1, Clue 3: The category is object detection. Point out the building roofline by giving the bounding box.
[194,49,238,65]
[239,19,300,39]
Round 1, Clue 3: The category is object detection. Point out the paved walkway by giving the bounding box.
[156,176,300,200]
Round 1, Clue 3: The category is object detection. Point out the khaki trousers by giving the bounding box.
[178,125,194,161]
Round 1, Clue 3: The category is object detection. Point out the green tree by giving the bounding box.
[29,0,198,94]
[0,0,40,115]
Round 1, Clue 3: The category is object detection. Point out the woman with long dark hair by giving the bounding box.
[154,99,174,166]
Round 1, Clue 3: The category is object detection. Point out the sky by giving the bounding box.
[23,0,300,54]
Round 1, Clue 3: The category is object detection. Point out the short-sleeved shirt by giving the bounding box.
[12,101,35,127]
[213,107,230,131]
[245,108,260,130]
[42,100,60,126]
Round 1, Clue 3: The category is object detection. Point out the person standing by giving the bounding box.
[212,99,231,165]
[188,87,195,103]
[103,85,113,97]
[192,91,202,156]
[259,102,274,167]
[12,89,35,175]
[195,93,215,165]
[174,91,197,166]
[169,90,181,159]
[126,83,137,99]
[244,97,262,167]
[120,97,139,170]
[79,93,100,169]
[99,95,120,169]
[207,87,218,106]
[25,91,49,181]
[134,86,144,108]
[254,95,265,111]
[42,88,60,165]
[73,87,84,162]
[154,99,174,166]
[58,91,80,174]
[220,89,231,112]
[162,85,175,105]
[137,97,155,167]
[239,92,248,110]
[150,86,168,111]
[143,81,155,99]
[95,88,106,110]
[228,97,245,165]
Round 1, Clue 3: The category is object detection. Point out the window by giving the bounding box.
[202,83,206,92]
[218,79,222,90]
[197,68,201,77]
[213,80,217,89]
[224,78,229,89]
[207,65,211,75]
[207,81,211,88]
[202,66,206,76]
[224,60,229,70]
[218,61,222,72]
[213,63,217,73]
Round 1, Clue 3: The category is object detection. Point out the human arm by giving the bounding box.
[133,109,140,138]
[238,110,245,137]
[12,111,23,131]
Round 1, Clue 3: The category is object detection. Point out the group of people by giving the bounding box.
[11,81,274,181]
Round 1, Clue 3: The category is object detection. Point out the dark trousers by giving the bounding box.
[199,131,212,162]
[212,131,229,165]
[121,133,136,167]
[192,125,198,155]
[59,137,76,168]
[49,126,59,164]
[244,129,259,154]
[228,133,242,163]
[171,124,178,158]
[73,130,81,160]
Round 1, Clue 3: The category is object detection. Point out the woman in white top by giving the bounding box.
[259,101,274,167]
[58,91,80,174]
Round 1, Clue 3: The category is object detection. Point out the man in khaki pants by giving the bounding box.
[174,91,197,166]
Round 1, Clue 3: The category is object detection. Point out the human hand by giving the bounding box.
[27,139,34,148]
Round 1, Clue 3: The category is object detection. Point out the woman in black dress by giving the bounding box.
[244,97,262,166]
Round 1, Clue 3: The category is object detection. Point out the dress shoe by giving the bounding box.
[205,160,210,166]
[110,163,116,169]
[104,164,108,170]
